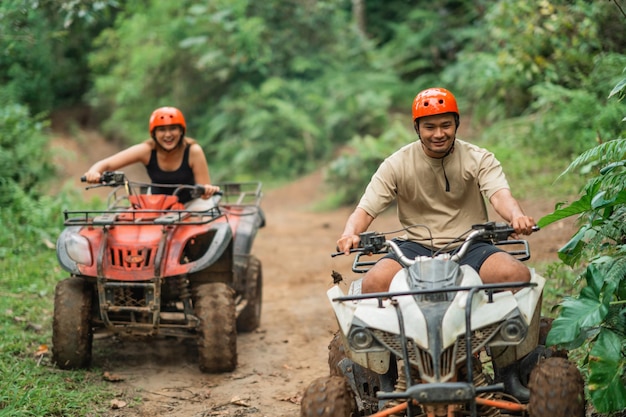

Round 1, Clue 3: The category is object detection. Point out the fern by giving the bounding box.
[559,138,626,179]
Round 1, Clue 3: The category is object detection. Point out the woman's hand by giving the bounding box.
[83,170,102,184]
[201,184,221,199]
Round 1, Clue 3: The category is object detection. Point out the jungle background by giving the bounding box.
[1,0,626,415]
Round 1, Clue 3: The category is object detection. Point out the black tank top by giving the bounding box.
[145,145,195,203]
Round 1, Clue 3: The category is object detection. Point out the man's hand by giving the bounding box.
[510,215,536,236]
[336,234,360,255]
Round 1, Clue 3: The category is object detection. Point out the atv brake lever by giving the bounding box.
[331,248,362,258]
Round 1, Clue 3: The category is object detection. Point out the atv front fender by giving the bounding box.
[188,222,233,274]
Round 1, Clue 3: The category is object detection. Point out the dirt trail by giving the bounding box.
[49,127,577,417]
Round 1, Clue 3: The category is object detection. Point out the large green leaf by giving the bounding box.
[537,194,592,228]
[588,329,626,413]
[556,224,590,266]
[546,293,606,349]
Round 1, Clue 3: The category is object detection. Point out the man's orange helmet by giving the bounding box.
[412,88,459,121]
[149,107,186,135]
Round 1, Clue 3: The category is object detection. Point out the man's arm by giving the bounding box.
[336,207,375,254]
[489,188,535,235]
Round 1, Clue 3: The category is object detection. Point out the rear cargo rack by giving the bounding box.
[218,182,263,206]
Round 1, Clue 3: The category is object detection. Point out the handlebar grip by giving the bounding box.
[80,176,87,183]
[192,186,224,198]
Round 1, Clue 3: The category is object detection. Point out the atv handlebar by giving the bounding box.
[333,222,539,269]
[80,171,222,199]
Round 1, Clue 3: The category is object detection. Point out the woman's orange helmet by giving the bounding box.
[149,107,186,135]
[412,88,459,121]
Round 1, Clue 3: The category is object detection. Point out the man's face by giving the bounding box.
[416,113,457,158]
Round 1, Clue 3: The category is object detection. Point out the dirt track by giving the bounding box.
[50,129,577,417]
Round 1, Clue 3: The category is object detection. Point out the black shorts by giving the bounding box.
[382,239,503,273]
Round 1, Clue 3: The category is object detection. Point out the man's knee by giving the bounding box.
[361,259,401,293]
[480,253,530,284]
[511,260,531,282]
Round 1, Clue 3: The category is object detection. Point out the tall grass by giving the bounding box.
[0,194,112,416]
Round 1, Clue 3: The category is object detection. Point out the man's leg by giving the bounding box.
[361,240,431,293]
[361,258,403,293]
[478,252,530,284]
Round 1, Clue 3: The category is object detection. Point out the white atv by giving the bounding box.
[301,222,584,417]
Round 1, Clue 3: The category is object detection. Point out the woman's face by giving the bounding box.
[153,125,183,151]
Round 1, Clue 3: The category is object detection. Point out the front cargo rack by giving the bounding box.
[63,206,224,226]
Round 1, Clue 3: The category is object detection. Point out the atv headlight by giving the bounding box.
[65,233,93,266]
[349,327,374,350]
[500,318,527,343]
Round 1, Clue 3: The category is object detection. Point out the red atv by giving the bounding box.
[53,171,265,373]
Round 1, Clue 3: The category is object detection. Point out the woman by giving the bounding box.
[83,106,220,205]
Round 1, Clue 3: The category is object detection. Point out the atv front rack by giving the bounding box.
[63,206,224,226]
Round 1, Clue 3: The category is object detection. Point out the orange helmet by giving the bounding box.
[149,107,186,135]
[412,88,459,121]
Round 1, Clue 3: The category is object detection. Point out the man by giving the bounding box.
[336,87,536,293]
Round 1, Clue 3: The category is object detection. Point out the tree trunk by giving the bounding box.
[352,0,366,37]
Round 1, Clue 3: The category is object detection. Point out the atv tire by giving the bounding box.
[300,375,357,417]
[52,277,93,369]
[328,331,346,376]
[193,282,237,372]
[237,255,262,332]
[528,357,585,417]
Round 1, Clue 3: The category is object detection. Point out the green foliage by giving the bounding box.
[377,1,488,90]
[0,0,118,113]
[88,0,197,141]
[324,118,413,206]
[546,259,626,412]
[205,70,396,180]
[0,1,56,113]
[587,329,626,412]
[444,0,625,121]
[540,73,626,413]
[0,102,54,205]
[88,0,399,179]
[524,55,626,159]
[0,218,110,416]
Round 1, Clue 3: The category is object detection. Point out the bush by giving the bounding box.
[0,102,54,206]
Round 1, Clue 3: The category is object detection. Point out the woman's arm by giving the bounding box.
[188,142,219,198]
[83,142,151,183]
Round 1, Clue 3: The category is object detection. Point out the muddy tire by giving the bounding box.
[52,277,93,369]
[528,357,585,417]
[300,375,357,417]
[193,282,237,372]
[328,331,347,376]
[237,256,262,332]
